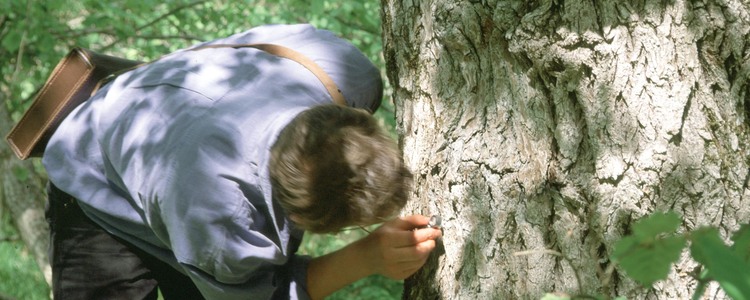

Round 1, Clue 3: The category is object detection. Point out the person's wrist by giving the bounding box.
[353,233,380,277]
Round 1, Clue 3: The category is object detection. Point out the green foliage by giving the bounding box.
[730,225,750,262]
[11,166,30,182]
[330,274,402,300]
[690,227,750,300]
[611,212,686,287]
[0,211,49,300]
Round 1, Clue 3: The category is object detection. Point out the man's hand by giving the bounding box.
[360,215,443,279]
[306,215,442,300]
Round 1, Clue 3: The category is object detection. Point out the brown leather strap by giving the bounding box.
[98,43,347,107]
[190,43,347,106]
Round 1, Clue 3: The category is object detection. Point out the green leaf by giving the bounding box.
[310,0,325,15]
[1,1,15,18]
[611,212,686,287]
[613,235,686,286]
[631,211,681,239]
[731,224,750,262]
[12,166,30,182]
[691,268,712,300]
[690,228,750,300]
[2,30,22,52]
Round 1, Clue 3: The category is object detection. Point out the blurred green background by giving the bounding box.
[0,1,398,299]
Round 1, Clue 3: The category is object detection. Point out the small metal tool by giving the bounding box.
[427,215,441,228]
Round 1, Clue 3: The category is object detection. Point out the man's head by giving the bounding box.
[270,104,412,233]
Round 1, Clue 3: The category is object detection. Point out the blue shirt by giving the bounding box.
[42,24,382,299]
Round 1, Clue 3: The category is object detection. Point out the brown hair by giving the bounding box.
[270,104,412,233]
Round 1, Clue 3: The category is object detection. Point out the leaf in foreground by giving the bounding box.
[690,228,750,300]
[611,212,686,287]
[730,224,750,262]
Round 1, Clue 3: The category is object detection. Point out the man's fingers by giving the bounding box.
[385,239,437,263]
[409,227,442,245]
[389,215,430,230]
[383,227,441,247]
[369,216,443,280]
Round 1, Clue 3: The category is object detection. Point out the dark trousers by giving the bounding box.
[46,182,205,300]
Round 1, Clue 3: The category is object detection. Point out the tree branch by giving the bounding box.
[52,28,117,40]
[100,0,208,51]
[9,2,30,86]
[334,16,379,35]
[135,0,208,33]
[129,34,203,42]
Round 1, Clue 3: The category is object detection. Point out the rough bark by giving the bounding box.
[382,0,750,299]
[0,93,51,286]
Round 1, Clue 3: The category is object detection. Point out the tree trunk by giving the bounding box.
[382,0,750,298]
[0,93,51,286]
